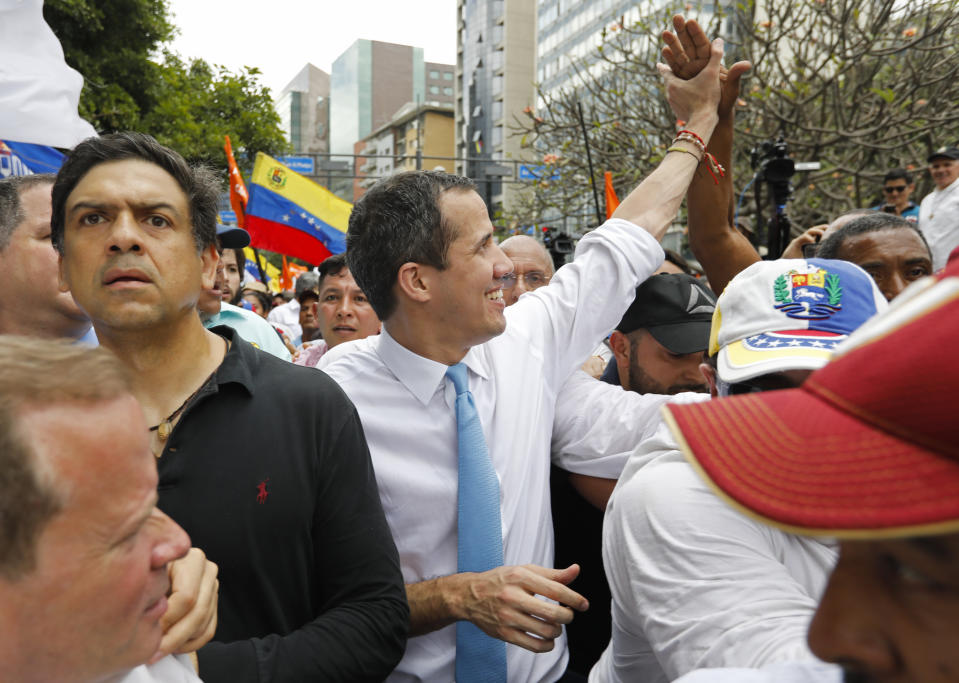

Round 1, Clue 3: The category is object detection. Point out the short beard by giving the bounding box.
[627,360,708,396]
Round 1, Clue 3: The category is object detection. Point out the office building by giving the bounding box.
[455,0,537,215]
[330,39,454,157]
[274,63,330,154]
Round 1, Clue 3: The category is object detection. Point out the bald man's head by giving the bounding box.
[500,235,554,306]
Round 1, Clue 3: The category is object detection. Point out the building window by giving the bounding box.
[492,75,503,96]
[443,87,453,96]
[492,125,503,147]
[430,85,440,94]
[430,70,440,79]
[443,71,453,80]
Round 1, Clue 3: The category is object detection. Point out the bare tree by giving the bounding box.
[510,0,959,236]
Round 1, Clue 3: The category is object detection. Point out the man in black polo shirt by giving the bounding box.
[51,132,408,682]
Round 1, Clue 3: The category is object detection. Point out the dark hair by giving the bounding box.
[817,213,931,260]
[0,337,131,580]
[883,168,913,185]
[663,248,693,275]
[346,170,476,320]
[319,252,349,286]
[50,132,221,254]
[243,288,272,314]
[0,174,56,250]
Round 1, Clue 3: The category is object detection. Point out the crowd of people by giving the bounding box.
[1,14,958,683]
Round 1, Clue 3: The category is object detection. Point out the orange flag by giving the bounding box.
[224,135,249,229]
[604,171,620,219]
[280,255,293,291]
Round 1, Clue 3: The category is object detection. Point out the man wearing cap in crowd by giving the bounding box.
[671,257,959,683]
[197,223,292,360]
[600,273,715,394]
[549,272,716,674]
[918,145,959,270]
[591,258,888,683]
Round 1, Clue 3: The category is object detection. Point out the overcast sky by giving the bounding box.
[165,0,457,95]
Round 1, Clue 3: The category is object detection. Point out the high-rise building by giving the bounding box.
[537,0,738,101]
[329,39,454,157]
[455,0,537,215]
[274,63,330,154]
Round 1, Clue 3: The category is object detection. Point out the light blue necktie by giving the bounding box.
[446,362,508,683]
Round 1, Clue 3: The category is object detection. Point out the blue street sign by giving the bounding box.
[518,164,560,181]
[219,210,237,224]
[277,156,315,175]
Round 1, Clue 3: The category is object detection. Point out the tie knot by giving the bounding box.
[446,362,469,395]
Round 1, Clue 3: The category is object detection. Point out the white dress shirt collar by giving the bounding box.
[376,327,490,406]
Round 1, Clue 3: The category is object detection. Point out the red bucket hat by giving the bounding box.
[663,260,959,539]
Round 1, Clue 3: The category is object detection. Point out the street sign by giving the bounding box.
[518,164,560,181]
[218,210,237,224]
[277,155,315,175]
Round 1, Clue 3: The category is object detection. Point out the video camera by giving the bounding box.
[750,135,797,257]
[750,136,795,207]
[541,226,574,270]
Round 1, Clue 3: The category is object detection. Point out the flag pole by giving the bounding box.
[576,101,603,226]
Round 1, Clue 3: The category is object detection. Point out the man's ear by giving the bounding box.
[609,330,629,363]
[396,262,432,304]
[201,245,218,291]
[700,362,719,398]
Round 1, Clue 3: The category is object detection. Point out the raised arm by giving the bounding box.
[610,33,724,239]
[511,33,727,384]
[665,15,759,294]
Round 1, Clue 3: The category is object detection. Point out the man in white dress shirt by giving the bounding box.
[918,145,959,270]
[320,35,727,682]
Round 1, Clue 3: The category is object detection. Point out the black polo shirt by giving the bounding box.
[157,327,408,682]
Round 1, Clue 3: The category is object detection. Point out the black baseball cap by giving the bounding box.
[616,273,716,354]
[927,146,959,162]
[216,223,251,249]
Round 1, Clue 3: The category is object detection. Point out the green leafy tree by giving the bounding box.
[510,0,959,236]
[43,0,289,164]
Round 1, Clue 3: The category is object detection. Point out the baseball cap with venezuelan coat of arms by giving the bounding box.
[709,258,887,383]
[665,258,959,537]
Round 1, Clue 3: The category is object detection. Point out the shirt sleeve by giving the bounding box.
[603,446,831,680]
[551,371,708,479]
[507,218,665,390]
[196,407,410,683]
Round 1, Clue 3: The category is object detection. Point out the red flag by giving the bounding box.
[224,135,249,229]
[604,171,620,219]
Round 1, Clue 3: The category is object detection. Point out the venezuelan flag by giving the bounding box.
[245,153,350,264]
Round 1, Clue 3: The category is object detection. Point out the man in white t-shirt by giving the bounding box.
[669,256,959,683]
[918,145,959,270]
[592,258,887,683]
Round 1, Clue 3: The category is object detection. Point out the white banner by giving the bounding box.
[0,0,97,147]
